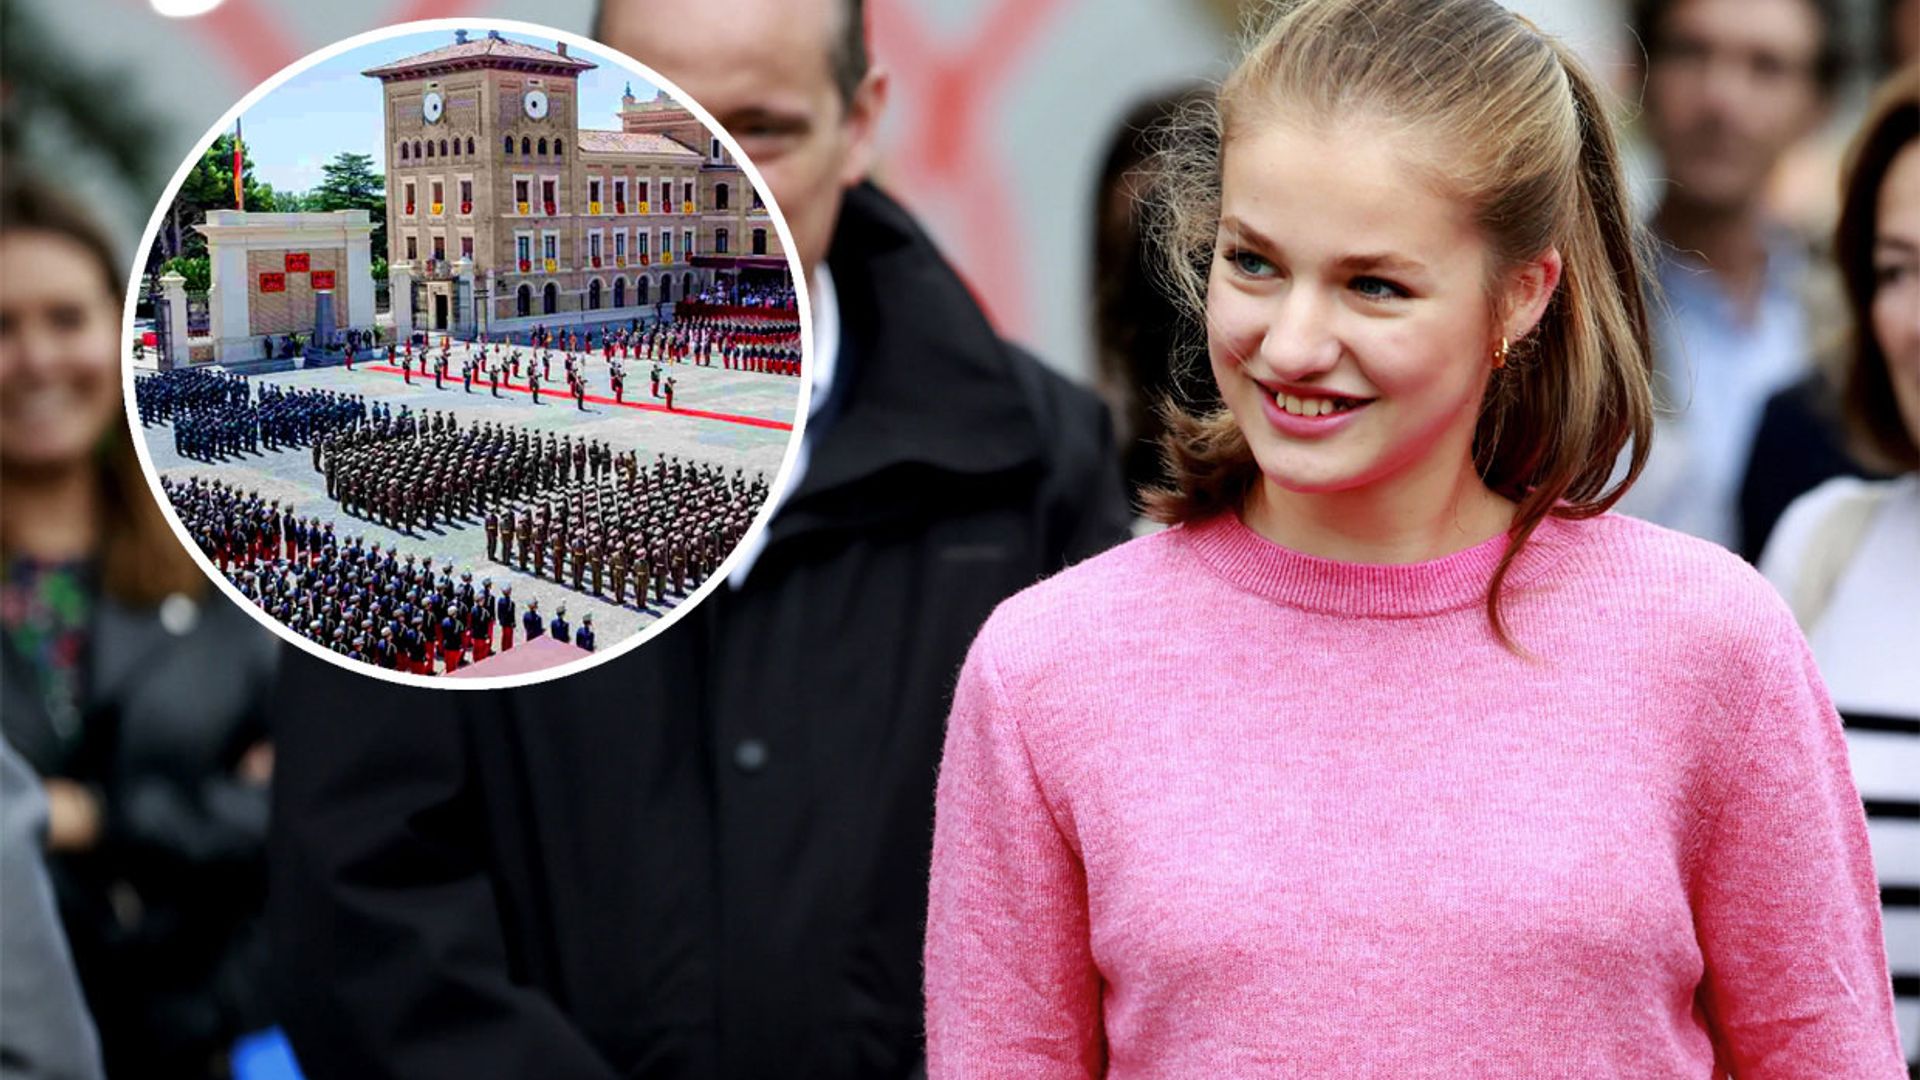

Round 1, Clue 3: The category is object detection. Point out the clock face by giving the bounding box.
[422,91,443,124]
[523,89,548,121]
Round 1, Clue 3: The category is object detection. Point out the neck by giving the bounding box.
[1653,194,1774,310]
[1243,451,1515,566]
[2,462,102,562]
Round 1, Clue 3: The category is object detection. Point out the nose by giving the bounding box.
[1252,284,1342,381]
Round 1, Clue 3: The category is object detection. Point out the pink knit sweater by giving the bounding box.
[925,510,1905,1077]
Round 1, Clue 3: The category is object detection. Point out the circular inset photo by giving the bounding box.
[123,20,810,688]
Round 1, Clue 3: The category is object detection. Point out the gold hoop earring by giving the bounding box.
[1492,336,1510,370]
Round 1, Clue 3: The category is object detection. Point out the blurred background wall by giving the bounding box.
[1,0,1876,376]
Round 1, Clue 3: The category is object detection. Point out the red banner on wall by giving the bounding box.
[260,272,286,293]
[310,270,336,290]
[285,252,310,273]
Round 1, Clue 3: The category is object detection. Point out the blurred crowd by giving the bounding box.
[1,0,1915,1075]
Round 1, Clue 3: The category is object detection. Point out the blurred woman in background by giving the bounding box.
[0,175,279,1079]
[1759,65,1920,1068]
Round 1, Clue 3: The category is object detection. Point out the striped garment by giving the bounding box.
[1762,473,1920,1069]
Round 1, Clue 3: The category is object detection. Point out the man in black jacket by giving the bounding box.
[267,1,1131,1077]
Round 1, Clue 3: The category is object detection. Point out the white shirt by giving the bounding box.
[728,265,840,589]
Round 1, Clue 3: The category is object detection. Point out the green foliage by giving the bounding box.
[309,151,388,264]
[160,134,278,263]
[162,255,210,293]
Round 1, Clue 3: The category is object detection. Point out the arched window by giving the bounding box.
[613,278,626,307]
[588,279,602,309]
[516,284,532,317]
[637,277,650,305]
[554,139,564,156]
[521,137,531,155]
[660,275,672,302]
[440,139,449,157]
[715,228,729,254]
[425,140,434,158]
[504,135,514,155]
[538,138,547,156]
[683,273,693,299]
[542,282,558,315]
[466,137,475,155]
[413,140,423,159]
[400,143,409,160]
[715,183,729,210]
[752,228,768,255]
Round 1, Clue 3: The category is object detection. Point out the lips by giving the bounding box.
[1251,380,1374,437]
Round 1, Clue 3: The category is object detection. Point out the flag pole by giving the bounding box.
[233,118,245,211]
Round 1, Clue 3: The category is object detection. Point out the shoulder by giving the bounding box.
[967,525,1187,689]
[1560,512,1805,673]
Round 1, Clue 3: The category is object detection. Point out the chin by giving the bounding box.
[1248,448,1376,496]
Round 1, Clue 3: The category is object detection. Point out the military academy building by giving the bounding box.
[364,31,786,338]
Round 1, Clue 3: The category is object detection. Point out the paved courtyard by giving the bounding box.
[138,344,803,650]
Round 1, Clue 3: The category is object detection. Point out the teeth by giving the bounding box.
[1278,393,1338,417]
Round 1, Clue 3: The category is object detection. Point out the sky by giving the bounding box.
[238,29,659,196]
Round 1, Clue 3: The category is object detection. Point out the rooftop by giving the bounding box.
[362,32,596,80]
[575,130,702,158]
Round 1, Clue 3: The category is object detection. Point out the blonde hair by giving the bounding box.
[1143,0,1656,649]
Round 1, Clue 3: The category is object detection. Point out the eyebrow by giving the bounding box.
[1218,216,1428,274]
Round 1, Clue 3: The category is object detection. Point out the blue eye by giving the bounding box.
[1226,249,1272,276]
[1353,276,1409,300]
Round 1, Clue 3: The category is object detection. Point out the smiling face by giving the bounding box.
[1208,118,1542,505]
[0,230,122,475]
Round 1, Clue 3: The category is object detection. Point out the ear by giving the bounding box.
[1503,246,1563,343]
[838,65,891,189]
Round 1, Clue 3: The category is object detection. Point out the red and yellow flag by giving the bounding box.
[232,119,244,211]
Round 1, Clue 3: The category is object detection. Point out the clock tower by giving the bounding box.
[365,30,592,336]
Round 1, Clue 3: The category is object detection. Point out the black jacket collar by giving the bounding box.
[781,182,1047,514]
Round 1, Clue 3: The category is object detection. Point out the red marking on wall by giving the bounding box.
[871,0,1076,339]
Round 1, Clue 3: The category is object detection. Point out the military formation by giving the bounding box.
[136,369,368,462]
[313,409,620,535]
[160,475,601,673]
[487,449,767,609]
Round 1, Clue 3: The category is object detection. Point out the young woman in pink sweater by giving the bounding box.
[923,0,1908,1075]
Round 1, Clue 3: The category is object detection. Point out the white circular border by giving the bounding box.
[121,17,815,692]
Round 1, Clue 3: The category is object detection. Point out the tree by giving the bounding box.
[310,151,388,264]
[161,255,210,293]
[154,134,279,267]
